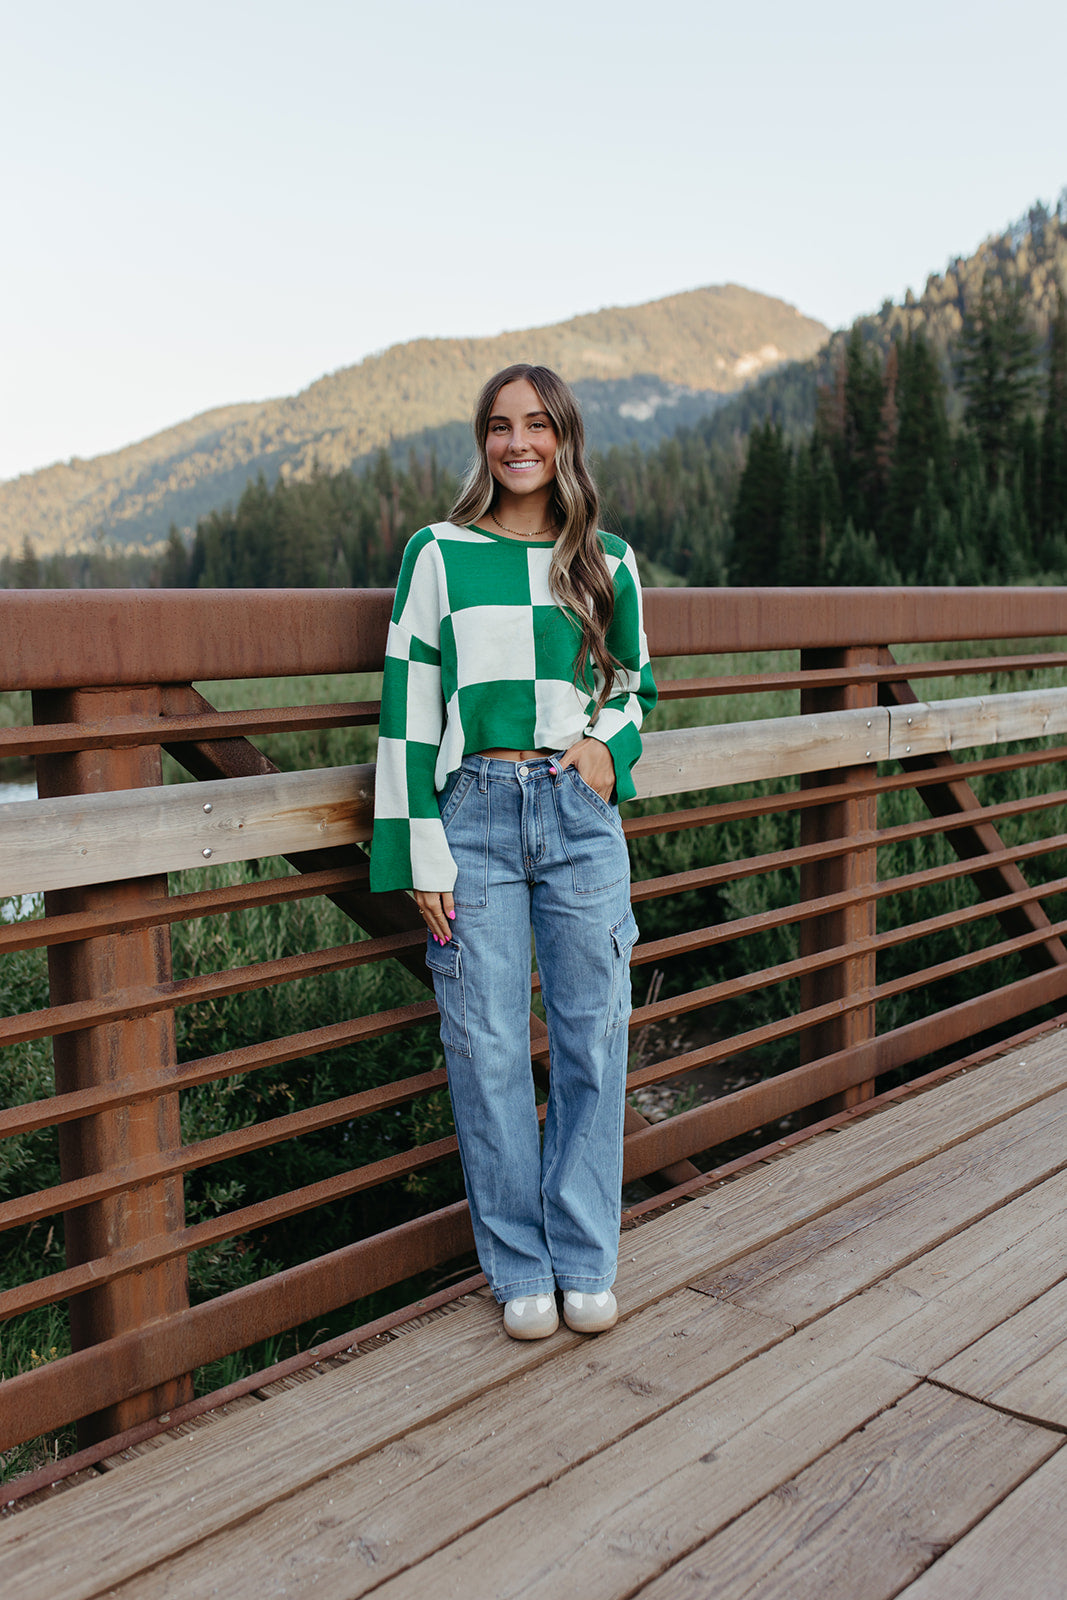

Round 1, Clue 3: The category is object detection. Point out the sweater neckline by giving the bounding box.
[468,522,559,549]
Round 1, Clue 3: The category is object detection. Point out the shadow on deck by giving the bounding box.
[4,1028,1067,1600]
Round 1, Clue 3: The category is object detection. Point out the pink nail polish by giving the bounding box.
[549,765,557,775]
[447,909,456,919]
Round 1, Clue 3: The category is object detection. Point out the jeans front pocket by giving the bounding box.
[426,937,472,1057]
[439,768,474,827]
[440,769,489,907]
[607,908,639,1034]
[554,769,629,895]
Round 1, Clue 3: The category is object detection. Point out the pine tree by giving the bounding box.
[885,333,951,577]
[1040,283,1067,553]
[729,423,792,583]
[957,272,1041,481]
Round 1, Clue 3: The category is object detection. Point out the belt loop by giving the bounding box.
[478,757,490,793]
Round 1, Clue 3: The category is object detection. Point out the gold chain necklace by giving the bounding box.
[489,511,557,540]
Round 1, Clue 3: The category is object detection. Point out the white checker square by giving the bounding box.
[373,737,412,818]
[533,677,589,750]
[525,547,556,607]
[450,604,536,683]
[405,657,444,745]
[408,817,458,891]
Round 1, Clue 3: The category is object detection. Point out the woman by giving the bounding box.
[371,363,656,1339]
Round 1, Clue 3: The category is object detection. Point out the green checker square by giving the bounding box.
[393,527,434,614]
[369,817,413,890]
[409,635,441,667]
[457,678,537,748]
[439,612,458,704]
[377,656,409,740]
[406,740,442,818]
[533,604,587,690]
[443,540,533,612]
[607,571,641,666]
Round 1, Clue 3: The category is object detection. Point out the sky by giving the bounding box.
[1,0,1065,483]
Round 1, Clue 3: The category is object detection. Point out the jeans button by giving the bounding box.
[518,765,529,776]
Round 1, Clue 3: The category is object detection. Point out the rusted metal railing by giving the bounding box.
[2,586,1067,1456]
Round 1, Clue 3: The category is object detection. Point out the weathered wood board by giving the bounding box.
[102,1294,791,1600]
[933,1274,1067,1426]
[5,1038,1067,1600]
[894,1444,1067,1600]
[633,1385,1059,1600]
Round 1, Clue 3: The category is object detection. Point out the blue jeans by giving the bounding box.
[426,753,638,1302]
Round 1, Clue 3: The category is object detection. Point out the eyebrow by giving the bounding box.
[488,409,552,424]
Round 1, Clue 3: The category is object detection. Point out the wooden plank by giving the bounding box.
[888,686,1067,760]
[101,1293,793,1600]
[6,680,1067,894]
[1,1042,1062,1597]
[894,1446,1067,1600]
[691,1085,1067,1325]
[95,1394,263,1468]
[0,765,375,896]
[363,1172,1067,1600]
[633,1386,1059,1600]
[364,1335,916,1598]
[621,1029,1067,1309]
[633,708,889,799]
[864,1169,1067,1377]
[0,1294,540,1600]
[932,1276,1067,1426]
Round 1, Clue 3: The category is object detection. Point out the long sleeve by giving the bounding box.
[586,542,658,802]
[370,531,458,893]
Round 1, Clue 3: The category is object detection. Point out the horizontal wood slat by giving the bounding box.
[6,685,1067,895]
[888,686,1067,758]
[0,764,375,895]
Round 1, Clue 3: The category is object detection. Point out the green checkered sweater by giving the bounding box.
[370,521,657,893]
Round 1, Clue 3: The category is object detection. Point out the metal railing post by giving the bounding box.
[32,685,192,1445]
[798,646,879,1112]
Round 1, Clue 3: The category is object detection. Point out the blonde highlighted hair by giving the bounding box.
[450,363,621,710]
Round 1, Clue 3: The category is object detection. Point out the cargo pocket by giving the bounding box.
[425,937,472,1057]
[607,908,639,1034]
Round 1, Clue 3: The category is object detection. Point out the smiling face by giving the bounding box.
[484,378,558,504]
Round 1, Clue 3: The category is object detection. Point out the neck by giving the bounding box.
[489,489,556,539]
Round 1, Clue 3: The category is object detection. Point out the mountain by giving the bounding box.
[0,286,828,557]
[708,196,1067,447]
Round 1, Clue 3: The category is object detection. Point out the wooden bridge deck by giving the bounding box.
[4,1030,1067,1599]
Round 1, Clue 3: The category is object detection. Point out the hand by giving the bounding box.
[415,889,455,943]
[558,736,615,801]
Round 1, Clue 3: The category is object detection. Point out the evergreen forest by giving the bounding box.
[5,201,1065,596]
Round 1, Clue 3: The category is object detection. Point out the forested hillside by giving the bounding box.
[0,284,825,558]
[4,198,1065,593]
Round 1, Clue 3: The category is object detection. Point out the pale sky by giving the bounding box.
[1,0,1064,483]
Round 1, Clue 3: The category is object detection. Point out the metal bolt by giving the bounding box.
[202,848,213,858]
[866,720,872,728]
[907,717,913,725]
[866,751,871,758]
[905,746,911,753]
[203,802,213,813]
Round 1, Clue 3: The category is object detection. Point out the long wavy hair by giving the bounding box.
[450,363,621,711]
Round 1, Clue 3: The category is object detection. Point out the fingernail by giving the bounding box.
[549,765,557,774]
[447,910,455,919]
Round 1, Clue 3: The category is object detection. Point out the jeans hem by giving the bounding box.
[554,1272,617,1294]
[491,1277,558,1303]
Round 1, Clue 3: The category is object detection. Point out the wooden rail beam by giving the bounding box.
[878,651,1067,974]
[31,686,193,1446]
[798,647,880,1116]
